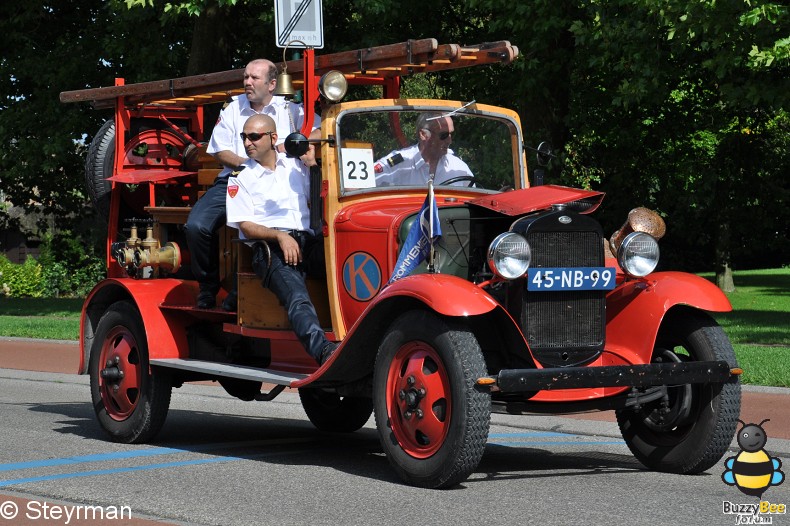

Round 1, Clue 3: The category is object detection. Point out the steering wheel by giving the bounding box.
[438,175,477,187]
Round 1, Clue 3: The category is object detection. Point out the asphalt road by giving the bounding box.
[1,339,789,526]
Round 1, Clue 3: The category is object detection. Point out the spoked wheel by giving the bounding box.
[616,308,741,474]
[373,311,490,488]
[89,301,171,443]
[299,388,373,432]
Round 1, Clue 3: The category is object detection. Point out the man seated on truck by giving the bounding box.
[225,114,336,365]
[373,112,473,186]
[185,58,320,311]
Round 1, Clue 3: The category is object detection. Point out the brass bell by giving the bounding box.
[274,70,295,99]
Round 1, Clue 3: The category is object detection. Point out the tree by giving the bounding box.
[566,0,789,287]
[0,1,192,246]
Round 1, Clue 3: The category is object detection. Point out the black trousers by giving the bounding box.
[184,176,227,291]
[252,237,328,361]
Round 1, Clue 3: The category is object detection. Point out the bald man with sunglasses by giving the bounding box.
[225,114,336,366]
[374,112,473,186]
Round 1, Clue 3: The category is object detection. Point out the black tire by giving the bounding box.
[616,308,741,474]
[84,119,189,221]
[85,119,115,221]
[299,388,373,432]
[373,310,490,488]
[89,301,171,443]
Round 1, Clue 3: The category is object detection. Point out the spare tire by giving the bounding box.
[84,120,195,221]
[85,119,115,221]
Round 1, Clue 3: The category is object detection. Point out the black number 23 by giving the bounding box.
[346,160,369,180]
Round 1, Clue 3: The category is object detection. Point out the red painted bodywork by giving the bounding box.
[467,185,604,215]
[79,278,198,374]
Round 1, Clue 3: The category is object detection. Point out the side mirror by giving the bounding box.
[536,141,553,167]
[284,132,310,158]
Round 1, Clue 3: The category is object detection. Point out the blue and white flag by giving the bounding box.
[388,185,442,284]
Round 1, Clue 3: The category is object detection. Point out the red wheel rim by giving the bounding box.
[98,326,143,421]
[386,342,452,458]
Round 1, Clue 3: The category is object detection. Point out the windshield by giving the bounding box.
[336,107,523,194]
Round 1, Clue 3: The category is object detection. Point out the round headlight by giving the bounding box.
[487,232,531,279]
[318,70,348,102]
[617,231,659,277]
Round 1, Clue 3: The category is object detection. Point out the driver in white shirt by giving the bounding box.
[374,112,473,186]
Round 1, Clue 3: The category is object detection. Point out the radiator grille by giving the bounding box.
[522,229,606,366]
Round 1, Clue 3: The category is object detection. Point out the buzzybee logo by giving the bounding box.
[723,419,785,497]
[721,419,786,525]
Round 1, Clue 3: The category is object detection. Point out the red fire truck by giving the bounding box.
[60,38,741,488]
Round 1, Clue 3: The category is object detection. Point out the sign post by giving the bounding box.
[274,0,324,49]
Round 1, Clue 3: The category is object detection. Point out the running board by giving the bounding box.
[150,358,308,385]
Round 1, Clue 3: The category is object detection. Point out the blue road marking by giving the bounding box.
[0,448,305,488]
[0,448,182,472]
[489,440,625,447]
[488,431,625,448]
[488,432,569,438]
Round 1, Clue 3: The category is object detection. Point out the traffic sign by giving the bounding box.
[275,0,324,49]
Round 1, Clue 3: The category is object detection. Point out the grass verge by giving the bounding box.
[0,297,82,341]
[703,267,790,387]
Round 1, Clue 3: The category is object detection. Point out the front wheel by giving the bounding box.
[616,308,741,473]
[89,301,171,443]
[373,311,490,488]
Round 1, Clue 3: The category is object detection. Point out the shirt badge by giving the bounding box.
[228,185,239,198]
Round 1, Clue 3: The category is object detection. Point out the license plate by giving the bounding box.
[527,267,616,291]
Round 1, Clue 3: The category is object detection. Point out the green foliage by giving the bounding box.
[0,255,43,298]
[0,234,105,298]
[38,232,106,297]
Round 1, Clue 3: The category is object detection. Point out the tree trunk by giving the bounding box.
[185,3,235,140]
[715,221,736,292]
[185,3,233,76]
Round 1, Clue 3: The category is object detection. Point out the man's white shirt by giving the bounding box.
[226,155,312,240]
[373,144,473,186]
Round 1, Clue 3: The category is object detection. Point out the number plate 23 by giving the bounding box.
[341,148,376,189]
[527,267,616,291]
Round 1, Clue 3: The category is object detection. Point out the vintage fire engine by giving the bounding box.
[60,38,741,488]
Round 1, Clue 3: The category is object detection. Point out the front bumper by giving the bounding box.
[478,360,740,392]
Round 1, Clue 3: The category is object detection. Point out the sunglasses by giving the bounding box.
[438,131,453,140]
[240,131,274,142]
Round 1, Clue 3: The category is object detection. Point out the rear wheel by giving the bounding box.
[373,311,490,488]
[616,308,741,473]
[299,388,373,432]
[89,301,171,443]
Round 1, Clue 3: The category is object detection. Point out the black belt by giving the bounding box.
[275,228,310,236]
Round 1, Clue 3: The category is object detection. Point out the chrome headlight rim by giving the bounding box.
[617,231,660,278]
[487,232,531,280]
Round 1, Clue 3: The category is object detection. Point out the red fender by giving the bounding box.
[79,278,197,373]
[375,273,500,316]
[605,271,732,365]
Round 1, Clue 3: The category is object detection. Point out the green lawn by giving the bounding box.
[0,268,787,386]
[703,268,790,387]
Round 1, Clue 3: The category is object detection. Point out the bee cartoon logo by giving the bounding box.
[722,419,785,497]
